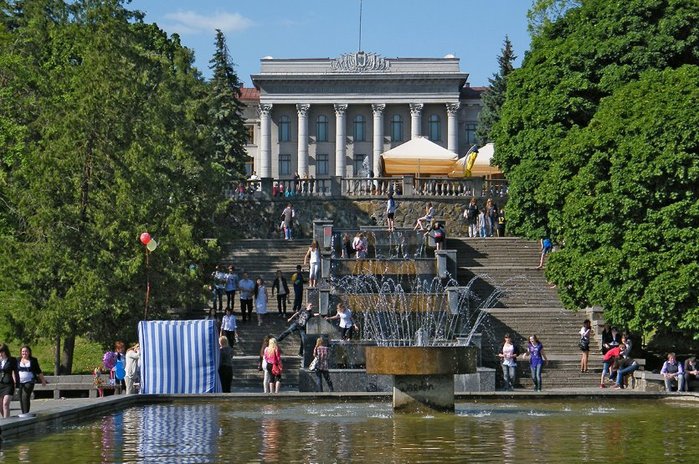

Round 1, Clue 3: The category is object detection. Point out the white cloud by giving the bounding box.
[163,10,253,35]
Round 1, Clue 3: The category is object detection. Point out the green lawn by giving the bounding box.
[2,337,105,375]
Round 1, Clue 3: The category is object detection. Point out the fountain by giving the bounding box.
[303,221,499,412]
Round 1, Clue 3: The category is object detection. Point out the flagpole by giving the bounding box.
[358,0,363,52]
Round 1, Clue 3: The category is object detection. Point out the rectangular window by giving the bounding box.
[316,154,329,176]
[428,115,441,142]
[391,115,403,142]
[279,116,291,142]
[353,154,367,176]
[316,116,329,142]
[353,115,366,142]
[464,123,477,146]
[279,154,291,176]
[245,125,255,145]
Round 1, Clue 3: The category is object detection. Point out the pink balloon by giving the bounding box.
[140,232,151,245]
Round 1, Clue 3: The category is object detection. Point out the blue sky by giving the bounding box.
[129,0,532,87]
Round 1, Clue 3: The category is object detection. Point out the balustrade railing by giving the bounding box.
[225,176,507,200]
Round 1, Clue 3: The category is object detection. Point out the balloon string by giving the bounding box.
[144,249,150,320]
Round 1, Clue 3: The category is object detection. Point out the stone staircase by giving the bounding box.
[214,235,607,391]
[450,237,605,389]
[223,239,310,283]
[227,313,305,391]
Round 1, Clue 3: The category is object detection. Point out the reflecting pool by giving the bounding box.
[0,398,696,463]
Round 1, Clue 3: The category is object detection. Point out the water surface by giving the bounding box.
[0,398,695,463]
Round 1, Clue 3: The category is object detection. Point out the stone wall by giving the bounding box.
[224,196,507,239]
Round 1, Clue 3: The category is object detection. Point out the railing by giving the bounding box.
[341,177,403,196]
[225,176,507,200]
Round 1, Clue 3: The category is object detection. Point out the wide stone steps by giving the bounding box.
[232,312,303,357]
[446,237,542,267]
[507,357,609,390]
[460,270,562,308]
[223,239,309,281]
[231,356,302,391]
[482,308,589,354]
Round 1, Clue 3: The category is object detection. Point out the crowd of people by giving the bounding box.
[463,197,506,238]
[207,251,358,394]
[580,322,698,392]
[493,321,698,393]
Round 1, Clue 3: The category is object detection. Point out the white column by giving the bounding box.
[334,104,348,176]
[446,102,460,153]
[297,104,310,177]
[258,104,273,177]
[372,103,386,176]
[410,103,423,139]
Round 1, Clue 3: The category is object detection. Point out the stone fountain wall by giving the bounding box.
[223,197,502,239]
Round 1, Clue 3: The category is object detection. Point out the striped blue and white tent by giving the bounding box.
[138,320,221,394]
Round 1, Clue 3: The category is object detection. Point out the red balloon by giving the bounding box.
[140,232,151,245]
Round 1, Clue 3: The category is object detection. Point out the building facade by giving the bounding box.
[241,52,484,179]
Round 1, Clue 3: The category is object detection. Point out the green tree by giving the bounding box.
[527,0,581,35]
[495,0,699,237]
[493,0,699,335]
[548,66,699,336]
[475,36,516,146]
[0,0,224,372]
[207,29,249,181]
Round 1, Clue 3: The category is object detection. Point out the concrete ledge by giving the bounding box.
[33,375,121,399]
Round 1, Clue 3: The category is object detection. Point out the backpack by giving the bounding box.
[114,358,126,381]
[433,229,444,240]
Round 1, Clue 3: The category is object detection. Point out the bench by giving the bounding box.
[32,375,123,399]
[632,371,699,392]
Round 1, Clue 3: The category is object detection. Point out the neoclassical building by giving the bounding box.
[240,52,484,179]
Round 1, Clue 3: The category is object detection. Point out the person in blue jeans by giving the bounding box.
[498,334,519,391]
[660,352,685,392]
[613,356,639,389]
[524,335,548,391]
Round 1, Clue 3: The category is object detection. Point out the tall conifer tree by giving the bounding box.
[475,36,516,146]
[207,29,248,180]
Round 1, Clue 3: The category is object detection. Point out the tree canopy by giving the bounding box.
[0,0,244,370]
[494,0,699,336]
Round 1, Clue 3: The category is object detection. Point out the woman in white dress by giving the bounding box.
[255,277,268,326]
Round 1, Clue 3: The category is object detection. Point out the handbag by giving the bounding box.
[308,357,319,371]
[579,338,589,350]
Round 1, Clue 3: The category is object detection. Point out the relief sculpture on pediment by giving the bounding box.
[331,51,390,73]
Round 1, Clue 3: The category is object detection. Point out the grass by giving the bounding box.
[20,338,104,375]
[2,337,105,375]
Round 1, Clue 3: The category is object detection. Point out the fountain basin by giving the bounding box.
[365,346,476,375]
[366,346,477,412]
